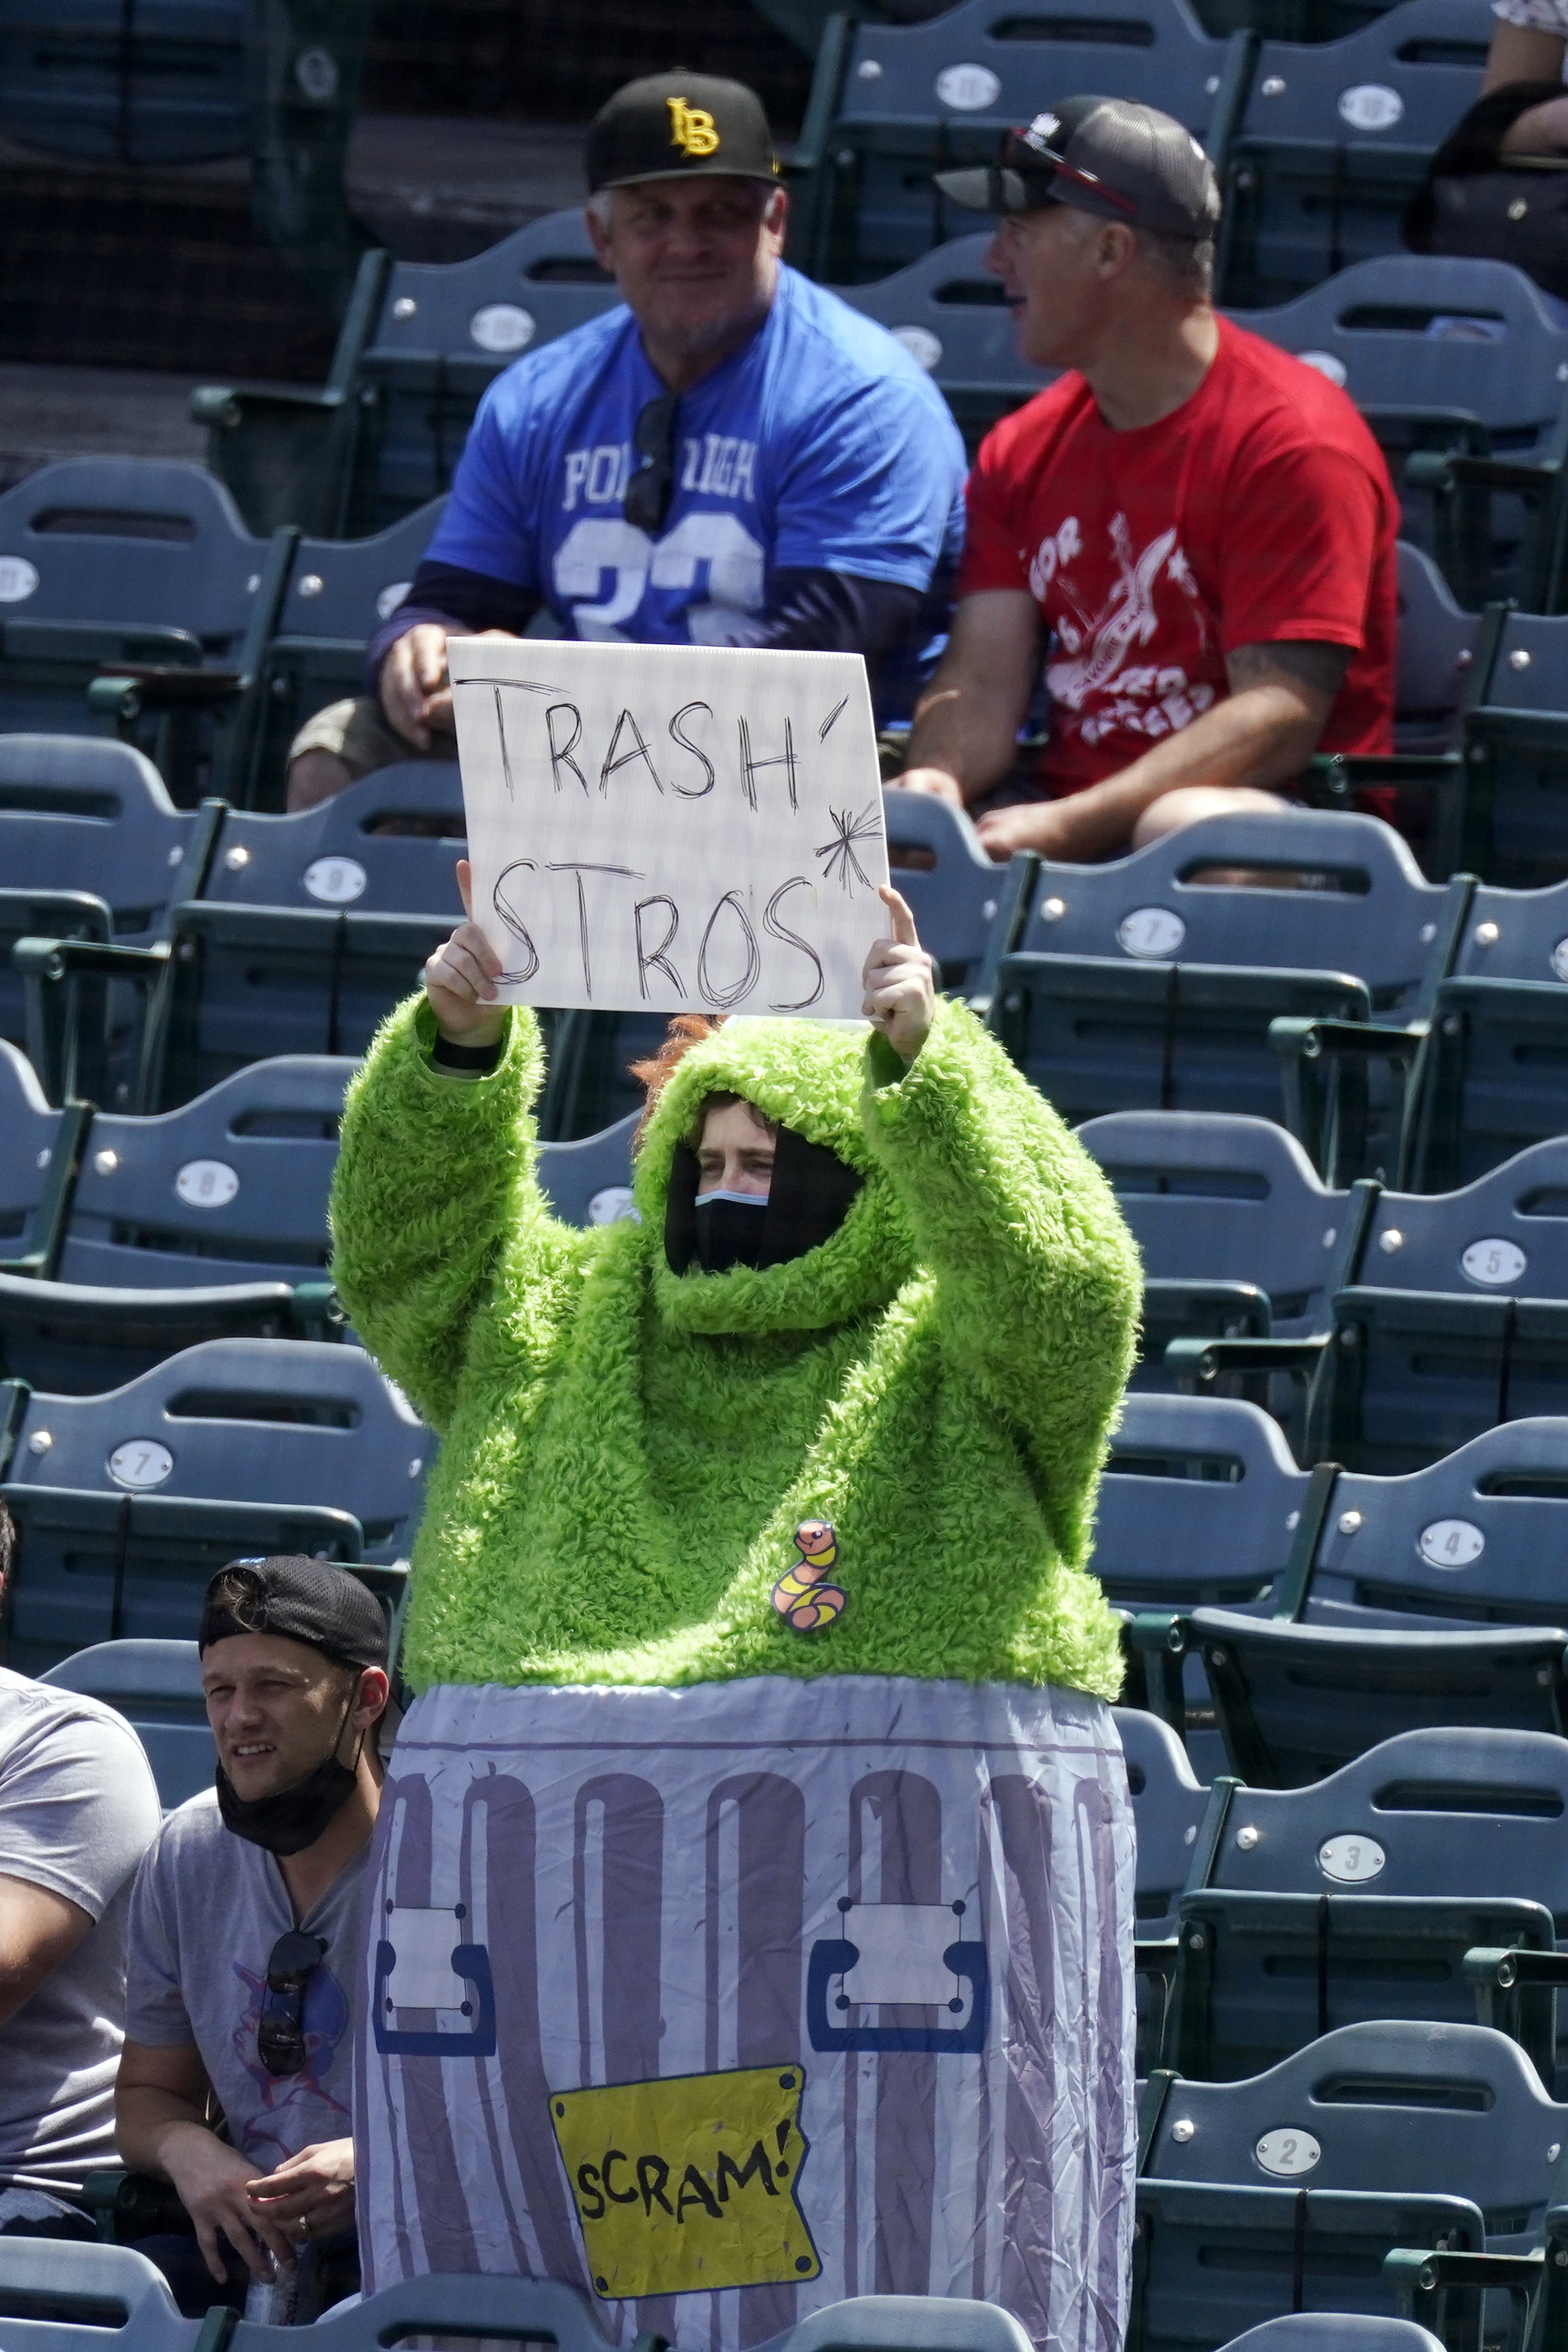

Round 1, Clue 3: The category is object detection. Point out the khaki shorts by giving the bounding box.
[289,696,456,784]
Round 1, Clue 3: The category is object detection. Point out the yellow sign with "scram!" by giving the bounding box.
[549,2063,822,2300]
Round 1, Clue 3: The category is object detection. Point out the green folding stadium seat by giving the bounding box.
[1133,2021,1558,2352]
[1154,1727,1568,2086]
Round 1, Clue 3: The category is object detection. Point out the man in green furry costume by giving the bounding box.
[331,868,1142,2352]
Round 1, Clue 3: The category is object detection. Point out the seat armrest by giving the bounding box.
[1164,1335,1330,1384]
[1268,1017,1424,1065]
[1462,1947,1568,1989]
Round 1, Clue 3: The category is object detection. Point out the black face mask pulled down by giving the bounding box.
[216,1697,362,1856]
[665,1126,864,1276]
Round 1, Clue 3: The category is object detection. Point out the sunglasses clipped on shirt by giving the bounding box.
[257,1928,329,2077]
[623,392,680,533]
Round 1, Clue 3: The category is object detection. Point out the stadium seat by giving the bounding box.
[1216,0,1487,308]
[1232,259,1568,616]
[230,500,447,809]
[0,2234,190,2336]
[1209,2324,1445,2352]
[0,1037,81,1279]
[881,787,1028,988]
[0,734,224,1097]
[1079,1112,1345,1420]
[1120,1703,1213,1934]
[1451,609,1568,891]
[0,1,248,168]
[535,1108,640,1228]
[17,760,463,1108]
[1133,2020,1559,2352]
[198,211,620,540]
[1400,875,1568,1190]
[536,1009,669,1142]
[0,1335,424,1670]
[0,1054,353,1392]
[838,235,1049,454]
[794,0,1244,280]
[0,457,293,800]
[38,1636,211,1810]
[979,809,1464,1181]
[1159,1727,1568,2085]
[1164,1415,1568,1785]
[1168,1132,1568,1469]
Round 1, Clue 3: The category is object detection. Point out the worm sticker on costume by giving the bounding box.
[772,1520,847,1632]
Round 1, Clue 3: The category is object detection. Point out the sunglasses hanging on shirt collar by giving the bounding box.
[257,1928,328,2076]
[624,392,680,533]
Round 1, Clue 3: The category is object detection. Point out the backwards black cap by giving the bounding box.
[199,1556,389,1672]
[586,72,781,195]
[936,95,1220,239]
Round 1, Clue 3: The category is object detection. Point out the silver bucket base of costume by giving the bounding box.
[356,1675,1135,2352]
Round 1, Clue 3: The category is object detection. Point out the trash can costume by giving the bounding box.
[331,993,1142,2352]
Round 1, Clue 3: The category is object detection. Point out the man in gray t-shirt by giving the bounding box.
[0,1656,161,2220]
[118,1556,389,2306]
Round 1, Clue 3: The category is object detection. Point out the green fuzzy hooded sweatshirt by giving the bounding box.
[329,992,1141,1697]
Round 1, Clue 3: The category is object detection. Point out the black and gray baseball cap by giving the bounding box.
[199,1556,389,1672]
[936,95,1220,237]
[586,72,781,195]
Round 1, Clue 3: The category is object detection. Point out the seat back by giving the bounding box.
[206,765,466,917]
[57,1054,355,1289]
[1146,2017,1565,2227]
[1393,542,1478,739]
[536,1110,640,1229]
[881,788,1014,983]
[1015,810,1446,1007]
[1079,1112,1346,1335]
[1304,1415,1568,1627]
[1137,2021,1565,2350]
[1232,255,1568,438]
[1215,2322,1446,2352]
[0,2235,191,2340]
[1220,0,1487,302]
[0,0,248,166]
[1410,895,1568,1186]
[0,1039,64,1268]
[3,1336,429,1554]
[836,237,1049,449]
[153,903,450,1106]
[362,211,619,522]
[0,456,268,652]
[39,1636,212,1810]
[1089,1393,1311,1609]
[0,735,192,931]
[1177,1725,1568,2077]
[242,502,447,799]
[827,0,1233,271]
[1207,1725,1568,1901]
[1116,1704,1210,1934]
[1461,617,1568,888]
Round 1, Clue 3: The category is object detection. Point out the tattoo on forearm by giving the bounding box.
[1228,640,1351,699]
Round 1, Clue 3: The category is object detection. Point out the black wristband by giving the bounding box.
[431,1032,505,1072]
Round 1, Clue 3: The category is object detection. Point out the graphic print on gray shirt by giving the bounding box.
[0,1667,162,2192]
[125,1792,368,2171]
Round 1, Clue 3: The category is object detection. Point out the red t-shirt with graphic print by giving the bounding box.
[957,317,1398,798]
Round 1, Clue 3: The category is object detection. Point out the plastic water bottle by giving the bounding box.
[244,2259,299,2325]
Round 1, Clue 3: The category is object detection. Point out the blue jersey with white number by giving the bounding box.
[423,264,967,667]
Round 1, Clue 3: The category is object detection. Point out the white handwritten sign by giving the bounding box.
[449,639,890,1017]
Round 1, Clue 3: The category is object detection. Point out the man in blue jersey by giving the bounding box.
[286,73,968,810]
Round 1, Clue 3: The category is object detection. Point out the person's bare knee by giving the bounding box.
[286,750,355,814]
[1130,784,1289,850]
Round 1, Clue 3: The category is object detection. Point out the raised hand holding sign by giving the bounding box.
[449,639,891,1019]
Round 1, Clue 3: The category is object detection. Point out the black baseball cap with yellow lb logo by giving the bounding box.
[585,72,781,193]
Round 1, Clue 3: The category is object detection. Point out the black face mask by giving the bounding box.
[692,1190,770,1274]
[666,1130,863,1276]
[216,1694,362,1857]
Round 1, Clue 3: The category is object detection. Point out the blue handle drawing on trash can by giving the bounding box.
[373,1928,496,2060]
[805,1897,989,2054]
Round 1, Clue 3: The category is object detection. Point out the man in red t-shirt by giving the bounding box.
[894,95,1398,863]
